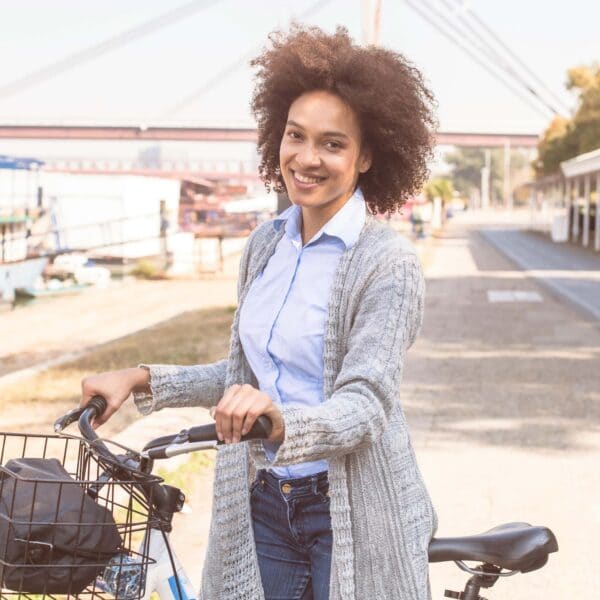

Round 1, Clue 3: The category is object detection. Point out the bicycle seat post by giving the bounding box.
[445,563,501,600]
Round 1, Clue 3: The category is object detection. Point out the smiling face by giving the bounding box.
[279,90,371,226]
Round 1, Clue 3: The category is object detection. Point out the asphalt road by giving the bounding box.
[480,228,600,320]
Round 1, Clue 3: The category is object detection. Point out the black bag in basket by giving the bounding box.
[0,457,122,594]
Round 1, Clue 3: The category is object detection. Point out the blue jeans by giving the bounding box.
[250,469,332,600]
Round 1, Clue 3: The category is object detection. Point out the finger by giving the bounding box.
[215,385,241,442]
[80,378,94,408]
[231,393,262,443]
[221,391,250,444]
[233,385,270,443]
[239,396,269,439]
[92,403,117,428]
[209,405,217,419]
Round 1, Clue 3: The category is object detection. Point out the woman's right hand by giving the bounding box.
[80,367,150,429]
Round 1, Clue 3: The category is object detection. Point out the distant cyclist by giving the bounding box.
[82,24,438,600]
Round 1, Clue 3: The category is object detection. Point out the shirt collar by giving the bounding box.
[273,187,366,250]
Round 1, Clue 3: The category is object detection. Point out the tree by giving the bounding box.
[568,65,600,153]
[535,63,600,175]
[424,177,454,203]
[443,148,487,196]
[444,148,529,204]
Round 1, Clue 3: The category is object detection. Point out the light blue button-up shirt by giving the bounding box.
[238,187,367,478]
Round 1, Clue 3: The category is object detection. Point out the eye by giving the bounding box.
[325,140,342,151]
[287,130,302,140]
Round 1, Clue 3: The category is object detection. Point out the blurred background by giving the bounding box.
[0,1,598,599]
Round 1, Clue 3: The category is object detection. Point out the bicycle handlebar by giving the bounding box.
[142,417,273,449]
[141,416,273,459]
[54,396,120,465]
[54,396,274,462]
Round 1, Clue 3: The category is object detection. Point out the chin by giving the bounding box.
[289,194,322,208]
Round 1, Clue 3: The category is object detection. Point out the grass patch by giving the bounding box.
[0,305,235,409]
[131,258,167,280]
[156,450,215,491]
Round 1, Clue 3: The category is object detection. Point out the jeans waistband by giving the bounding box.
[256,468,329,497]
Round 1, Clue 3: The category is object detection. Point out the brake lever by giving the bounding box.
[54,406,85,433]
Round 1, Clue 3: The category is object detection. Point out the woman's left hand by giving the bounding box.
[210,384,285,444]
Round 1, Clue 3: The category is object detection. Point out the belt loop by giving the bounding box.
[311,476,317,495]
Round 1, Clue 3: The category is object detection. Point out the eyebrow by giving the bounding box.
[286,120,350,140]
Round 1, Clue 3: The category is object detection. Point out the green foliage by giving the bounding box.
[131,259,165,280]
[535,63,600,175]
[156,450,215,491]
[443,148,529,202]
[443,148,489,195]
[424,177,454,203]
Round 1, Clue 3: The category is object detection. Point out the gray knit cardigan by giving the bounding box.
[135,215,438,600]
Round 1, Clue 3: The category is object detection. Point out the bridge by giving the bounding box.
[0,125,538,182]
[0,125,538,147]
[40,161,260,185]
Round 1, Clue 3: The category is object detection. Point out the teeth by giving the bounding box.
[294,172,323,184]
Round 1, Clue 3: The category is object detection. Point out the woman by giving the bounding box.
[81,25,438,600]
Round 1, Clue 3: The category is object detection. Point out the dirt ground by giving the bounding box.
[0,254,239,382]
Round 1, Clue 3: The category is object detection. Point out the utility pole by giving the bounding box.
[503,139,512,210]
[362,0,382,45]
[481,149,491,210]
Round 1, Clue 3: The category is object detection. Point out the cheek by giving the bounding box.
[279,139,293,165]
[329,154,360,179]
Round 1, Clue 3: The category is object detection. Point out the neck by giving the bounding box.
[300,210,327,245]
[300,190,355,245]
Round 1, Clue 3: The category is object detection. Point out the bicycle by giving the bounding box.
[0,396,558,599]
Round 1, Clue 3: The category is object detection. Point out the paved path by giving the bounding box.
[481,228,600,320]
[406,212,600,599]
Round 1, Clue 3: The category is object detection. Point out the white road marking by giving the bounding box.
[487,290,544,303]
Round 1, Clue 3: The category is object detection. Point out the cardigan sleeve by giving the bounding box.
[132,360,229,415]
[249,252,424,466]
[132,223,263,415]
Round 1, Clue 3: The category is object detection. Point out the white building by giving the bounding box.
[41,172,181,259]
[530,147,600,251]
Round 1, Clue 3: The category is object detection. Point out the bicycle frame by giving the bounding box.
[134,441,223,599]
[138,529,197,600]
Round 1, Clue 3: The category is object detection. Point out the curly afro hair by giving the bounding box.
[250,24,437,214]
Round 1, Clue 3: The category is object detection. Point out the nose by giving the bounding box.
[296,142,321,169]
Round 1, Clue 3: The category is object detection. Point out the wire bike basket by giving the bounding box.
[0,431,160,599]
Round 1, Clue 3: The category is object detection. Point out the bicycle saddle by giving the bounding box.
[428,522,558,573]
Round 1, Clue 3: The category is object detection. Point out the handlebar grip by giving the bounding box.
[184,415,273,444]
[243,415,273,441]
[86,395,108,420]
[53,395,108,433]
[77,395,120,464]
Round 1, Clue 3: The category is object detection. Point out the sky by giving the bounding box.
[0,0,598,163]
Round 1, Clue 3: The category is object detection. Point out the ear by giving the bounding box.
[358,146,372,174]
